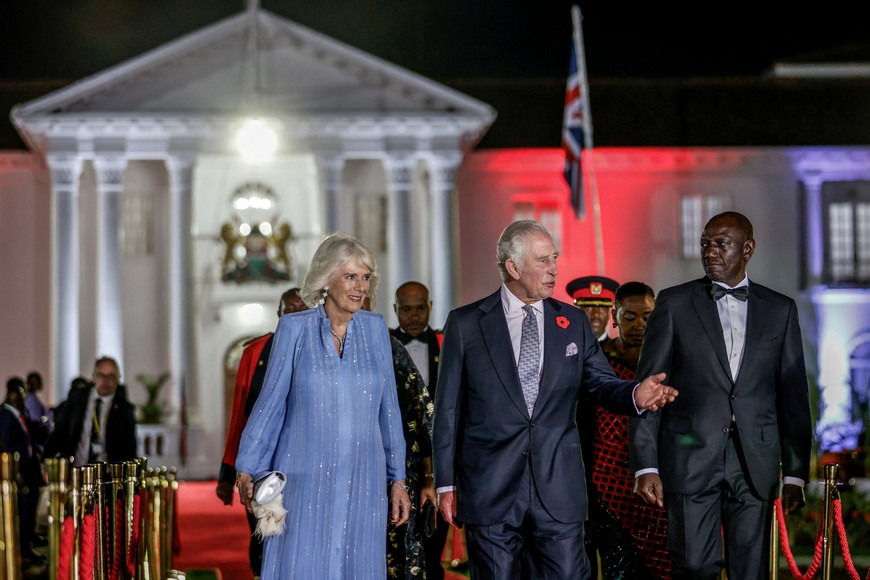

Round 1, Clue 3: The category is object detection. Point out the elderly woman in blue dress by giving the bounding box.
[236,233,411,579]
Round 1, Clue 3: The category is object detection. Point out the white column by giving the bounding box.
[428,154,462,326]
[165,156,195,411]
[93,156,127,369]
[314,155,345,233]
[803,171,824,284]
[384,155,415,302]
[47,154,83,401]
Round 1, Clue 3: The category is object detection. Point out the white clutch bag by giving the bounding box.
[251,471,288,539]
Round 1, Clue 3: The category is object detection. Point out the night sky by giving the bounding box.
[2,1,868,81]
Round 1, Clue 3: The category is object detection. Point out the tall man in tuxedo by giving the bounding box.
[630,211,811,579]
[391,281,448,579]
[433,220,678,578]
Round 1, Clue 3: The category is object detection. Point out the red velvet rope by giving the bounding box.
[57,515,75,580]
[80,512,96,580]
[111,498,123,580]
[775,497,824,580]
[832,499,870,580]
[126,494,141,577]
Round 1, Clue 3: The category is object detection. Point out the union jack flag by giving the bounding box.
[562,9,591,220]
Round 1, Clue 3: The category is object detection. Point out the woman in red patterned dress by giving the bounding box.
[591,282,672,579]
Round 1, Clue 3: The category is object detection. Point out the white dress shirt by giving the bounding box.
[403,335,431,387]
[74,390,113,466]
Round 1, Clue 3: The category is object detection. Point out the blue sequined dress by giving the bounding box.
[237,305,407,579]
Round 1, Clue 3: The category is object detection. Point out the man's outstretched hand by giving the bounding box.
[634,372,678,411]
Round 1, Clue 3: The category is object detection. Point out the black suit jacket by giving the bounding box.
[630,277,812,499]
[0,406,43,488]
[47,385,138,464]
[433,289,638,525]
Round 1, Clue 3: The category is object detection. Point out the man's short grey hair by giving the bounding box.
[496,220,554,281]
[300,233,380,307]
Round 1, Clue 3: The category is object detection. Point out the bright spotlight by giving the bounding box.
[235,119,278,163]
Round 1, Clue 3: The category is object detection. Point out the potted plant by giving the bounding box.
[136,371,170,424]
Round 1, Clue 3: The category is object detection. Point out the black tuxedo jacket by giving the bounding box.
[47,385,138,464]
[630,277,812,499]
[433,289,638,525]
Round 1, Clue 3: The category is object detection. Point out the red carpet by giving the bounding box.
[173,481,468,579]
[174,481,254,580]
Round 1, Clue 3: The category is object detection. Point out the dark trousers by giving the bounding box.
[465,468,589,579]
[665,432,771,580]
[423,510,449,579]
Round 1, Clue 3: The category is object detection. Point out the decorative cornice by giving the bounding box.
[18,113,491,157]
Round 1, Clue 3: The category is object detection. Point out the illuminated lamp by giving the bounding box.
[235,118,278,163]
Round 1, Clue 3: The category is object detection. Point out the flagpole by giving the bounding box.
[571,6,605,274]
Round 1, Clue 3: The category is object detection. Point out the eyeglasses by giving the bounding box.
[94,372,118,380]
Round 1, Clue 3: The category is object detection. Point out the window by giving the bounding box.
[680,195,727,259]
[121,193,154,257]
[823,183,870,284]
[512,201,562,251]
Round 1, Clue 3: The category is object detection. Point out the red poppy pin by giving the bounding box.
[555,316,570,329]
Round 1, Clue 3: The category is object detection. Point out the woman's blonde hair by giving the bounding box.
[300,233,379,307]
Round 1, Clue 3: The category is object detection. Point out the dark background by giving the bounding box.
[2,1,870,148]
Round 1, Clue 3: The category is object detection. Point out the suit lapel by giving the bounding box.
[739,281,764,380]
[690,279,734,382]
[479,291,529,417]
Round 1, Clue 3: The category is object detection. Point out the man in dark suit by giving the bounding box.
[630,211,811,580]
[433,220,677,579]
[1,378,46,564]
[391,281,446,579]
[47,356,137,465]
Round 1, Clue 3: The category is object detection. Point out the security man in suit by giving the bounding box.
[47,356,137,465]
[391,281,446,579]
[631,211,811,579]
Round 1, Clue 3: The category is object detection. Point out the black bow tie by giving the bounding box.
[394,328,428,345]
[710,285,749,302]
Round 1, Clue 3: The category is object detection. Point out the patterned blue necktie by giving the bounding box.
[518,305,540,417]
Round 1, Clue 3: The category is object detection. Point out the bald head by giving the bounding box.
[394,281,431,337]
[705,211,753,241]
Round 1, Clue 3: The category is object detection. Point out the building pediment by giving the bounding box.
[12,7,494,153]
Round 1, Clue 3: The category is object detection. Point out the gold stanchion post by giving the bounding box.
[45,457,70,580]
[769,500,779,580]
[821,464,839,580]
[122,461,139,580]
[163,468,177,575]
[80,465,98,580]
[0,452,21,580]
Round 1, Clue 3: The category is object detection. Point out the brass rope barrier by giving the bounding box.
[163,468,178,575]
[45,457,70,580]
[770,499,780,580]
[821,464,838,580]
[123,460,140,579]
[43,458,180,580]
[0,452,21,580]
